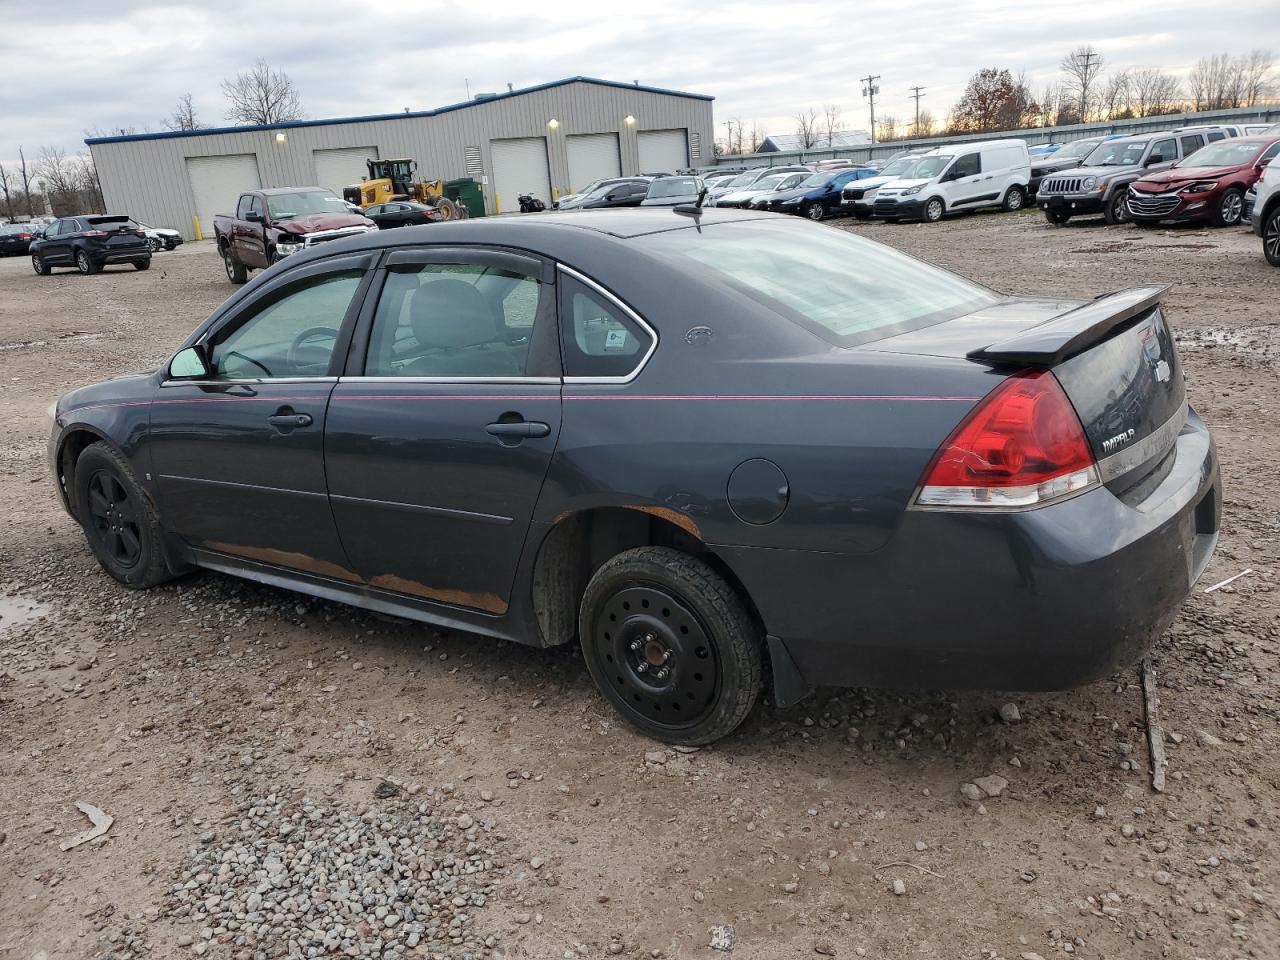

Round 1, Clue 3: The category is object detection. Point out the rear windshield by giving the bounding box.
[1059,137,1103,159]
[635,220,998,347]
[86,216,140,229]
[647,177,700,198]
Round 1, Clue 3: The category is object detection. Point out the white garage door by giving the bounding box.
[638,129,689,174]
[490,137,551,214]
[566,133,621,193]
[186,154,261,239]
[314,146,379,193]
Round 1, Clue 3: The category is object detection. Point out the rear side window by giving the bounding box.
[1180,135,1204,156]
[1149,139,1176,163]
[636,219,998,348]
[558,275,654,379]
[1207,132,1225,142]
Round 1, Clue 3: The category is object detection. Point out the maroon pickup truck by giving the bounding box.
[213,187,376,284]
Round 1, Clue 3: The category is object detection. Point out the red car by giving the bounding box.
[1128,136,1280,228]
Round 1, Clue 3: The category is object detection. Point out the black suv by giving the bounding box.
[30,215,151,275]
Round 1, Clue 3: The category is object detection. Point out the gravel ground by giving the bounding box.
[1,211,1278,960]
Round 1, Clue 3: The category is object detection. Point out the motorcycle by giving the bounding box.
[518,193,546,213]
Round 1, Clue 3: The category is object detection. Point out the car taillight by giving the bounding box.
[19,233,30,239]
[83,229,109,238]
[914,370,1099,509]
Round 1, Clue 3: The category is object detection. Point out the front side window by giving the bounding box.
[236,195,253,219]
[559,275,653,379]
[949,153,981,178]
[208,270,363,379]
[366,262,542,378]
[636,219,997,348]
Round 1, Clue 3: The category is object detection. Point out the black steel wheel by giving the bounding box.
[73,442,174,588]
[1265,208,1280,267]
[579,546,762,745]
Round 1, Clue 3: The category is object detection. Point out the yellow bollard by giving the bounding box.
[192,215,202,241]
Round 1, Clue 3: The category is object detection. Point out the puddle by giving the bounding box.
[0,595,50,634]
[1177,326,1280,362]
[0,332,103,352]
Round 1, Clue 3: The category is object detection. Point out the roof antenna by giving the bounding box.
[507,82,513,92]
[673,184,708,222]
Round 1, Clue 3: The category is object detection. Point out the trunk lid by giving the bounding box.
[866,287,1187,493]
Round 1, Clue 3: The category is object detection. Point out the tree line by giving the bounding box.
[1,60,307,220]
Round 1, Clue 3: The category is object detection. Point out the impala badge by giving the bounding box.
[1102,428,1136,453]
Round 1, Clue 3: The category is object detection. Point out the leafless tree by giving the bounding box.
[1189,53,1237,109]
[748,120,767,153]
[794,107,820,148]
[1129,68,1182,117]
[221,59,304,125]
[1236,49,1276,105]
[821,103,844,146]
[1100,70,1132,118]
[1060,45,1105,121]
[164,93,203,131]
[0,163,16,220]
[875,114,899,142]
[35,147,79,214]
[721,119,739,156]
[18,147,37,217]
[909,109,935,139]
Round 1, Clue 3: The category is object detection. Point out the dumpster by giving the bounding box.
[445,178,486,218]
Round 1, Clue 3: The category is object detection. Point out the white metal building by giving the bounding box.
[86,77,714,239]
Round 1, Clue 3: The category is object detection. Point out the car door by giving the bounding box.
[941,152,984,207]
[1145,137,1178,172]
[148,252,376,581]
[237,194,269,267]
[324,247,562,615]
[40,220,68,263]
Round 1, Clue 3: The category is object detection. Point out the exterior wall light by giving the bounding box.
[624,115,636,126]
[547,118,560,130]
[275,132,287,144]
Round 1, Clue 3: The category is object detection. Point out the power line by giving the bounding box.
[861,74,881,144]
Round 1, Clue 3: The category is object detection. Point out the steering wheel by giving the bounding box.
[287,326,339,372]
[225,350,272,378]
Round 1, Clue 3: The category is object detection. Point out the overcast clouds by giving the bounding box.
[1,0,1277,169]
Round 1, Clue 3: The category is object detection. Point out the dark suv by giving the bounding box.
[30,215,152,275]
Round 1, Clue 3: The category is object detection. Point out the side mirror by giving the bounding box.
[245,210,263,223]
[605,193,618,201]
[169,345,210,380]
[1259,158,1273,169]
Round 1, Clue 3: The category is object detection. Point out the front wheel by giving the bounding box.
[223,246,247,284]
[1212,188,1244,228]
[73,442,174,588]
[579,546,763,746]
[1044,208,1070,225]
[1104,190,1131,225]
[922,197,945,223]
[1264,208,1280,267]
[148,237,163,253]
[1002,186,1025,211]
[134,259,150,271]
[805,202,825,221]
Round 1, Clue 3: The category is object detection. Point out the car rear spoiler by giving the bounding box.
[968,285,1169,367]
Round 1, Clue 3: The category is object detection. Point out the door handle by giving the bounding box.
[267,412,313,429]
[486,420,550,439]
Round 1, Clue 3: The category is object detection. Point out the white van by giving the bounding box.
[872,139,1031,223]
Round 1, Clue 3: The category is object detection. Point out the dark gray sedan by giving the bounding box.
[47,210,1220,744]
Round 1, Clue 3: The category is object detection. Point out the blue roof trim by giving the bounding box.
[84,76,714,146]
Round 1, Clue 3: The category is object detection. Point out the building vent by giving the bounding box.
[690,132,702,161]
[464,146,483,178]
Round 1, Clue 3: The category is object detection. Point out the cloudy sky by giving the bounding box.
[1,0,1277,169]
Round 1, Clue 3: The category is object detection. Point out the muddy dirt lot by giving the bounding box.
[2,211,1278,960]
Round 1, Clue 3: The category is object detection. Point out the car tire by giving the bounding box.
[31,253,50,276]
[1264,207,1280,267]
[76,250,99,275]
[134,258,150,271]
[1212,187,1244,228]
[578,546,763,746]
[223,246,248,284]
[1044,209,1070,225]
[805,202,825,221]
[1001,186,1026,212]
[73,442,173,589]
[922,197,945,223]
[148,237,162,253]
[1103,190,1131,225]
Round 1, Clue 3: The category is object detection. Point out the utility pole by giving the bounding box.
[861,74,881,144]
[1079,48,1101,119]
[909,86,926,134]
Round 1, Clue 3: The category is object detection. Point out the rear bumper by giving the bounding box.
[94,248,150,265]
[715,409,1220,692]
[1042,194,1106,216]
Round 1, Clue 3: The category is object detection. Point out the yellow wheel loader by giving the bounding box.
[343,159,467,220]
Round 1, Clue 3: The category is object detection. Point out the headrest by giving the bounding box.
[408,278,498,350]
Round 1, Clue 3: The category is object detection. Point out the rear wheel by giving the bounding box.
[922,197,945,223]
[1044,209,1070,226]
[31,253,49,275]
[1002,186,1025,211]
[805,202,825,221]
[76,250,99,275]
[579,546,763,746]
[223,246,247,284]
[1103,190,1131,225]
[1212,187,1244,228]
[1264,207,1280,267]
[73,442,173,588]
[134,259,150,271]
